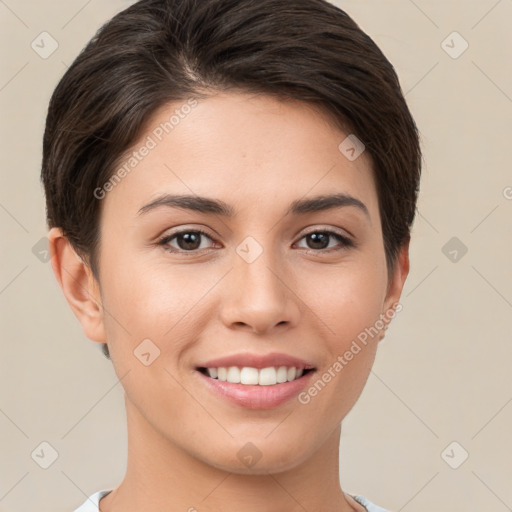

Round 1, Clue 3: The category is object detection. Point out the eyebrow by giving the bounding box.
[137,193,370,219]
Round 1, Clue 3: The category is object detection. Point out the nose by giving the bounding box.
[219,247,301,335]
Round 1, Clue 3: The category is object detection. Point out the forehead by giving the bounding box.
[102,92,378,220]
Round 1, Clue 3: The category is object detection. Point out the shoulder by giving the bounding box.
[73,490,112,512]
[350,494,392,512]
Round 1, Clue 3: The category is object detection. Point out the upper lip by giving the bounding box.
[197,352,316,370]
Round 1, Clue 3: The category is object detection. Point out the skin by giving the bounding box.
[49,92,409,512]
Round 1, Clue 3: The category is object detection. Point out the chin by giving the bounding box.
[195,436,314,476]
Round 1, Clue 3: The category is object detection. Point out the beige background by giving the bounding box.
[1,1,511,511]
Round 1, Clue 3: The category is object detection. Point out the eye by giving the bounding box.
[157,229,217,252]
[156,228,354,254]
[295,230,354,252]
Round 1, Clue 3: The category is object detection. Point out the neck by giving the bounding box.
[100,395,361,512]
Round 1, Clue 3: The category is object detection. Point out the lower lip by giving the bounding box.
[196,370,316,410]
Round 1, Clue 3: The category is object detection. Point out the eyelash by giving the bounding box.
[156,228,354,254]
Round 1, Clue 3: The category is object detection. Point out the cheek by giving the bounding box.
[97,259,214,429]
[301,256,388,343]
[295,257,387,402]
[100,255,218,342]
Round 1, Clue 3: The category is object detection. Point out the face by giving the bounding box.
[87,92,407,473]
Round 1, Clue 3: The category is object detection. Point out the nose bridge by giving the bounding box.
[239,247,282,303]
[221,236,299,333]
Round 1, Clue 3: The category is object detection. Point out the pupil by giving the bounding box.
[179,232,200,250]
[308,232,328,249]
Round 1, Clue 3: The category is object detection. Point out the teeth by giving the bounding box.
[276,366,288,383]
[240,367,259,385]
[259,367,276,385]
[226,366,241,383]
[204,366,308,385]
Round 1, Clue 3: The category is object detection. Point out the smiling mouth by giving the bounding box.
[197,366,315,386]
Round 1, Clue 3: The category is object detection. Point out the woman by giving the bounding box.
[42,0,421,510]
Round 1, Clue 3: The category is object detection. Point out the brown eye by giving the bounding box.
[175,232,202,250]
[297,230,353,252]
[305,232,330,250]
[158,229,215,252]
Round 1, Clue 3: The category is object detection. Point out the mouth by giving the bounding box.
[196,365,315,385]
[195,363,317,409]
[194,352,317,409]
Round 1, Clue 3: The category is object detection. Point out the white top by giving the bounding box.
[73,490,391,511]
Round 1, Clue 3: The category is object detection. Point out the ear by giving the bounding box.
[48,227,107,343]
[380,238,410,336]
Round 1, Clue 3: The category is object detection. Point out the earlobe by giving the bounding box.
[48,227,107,343]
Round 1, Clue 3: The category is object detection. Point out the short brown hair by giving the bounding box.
[41,0,422,356]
